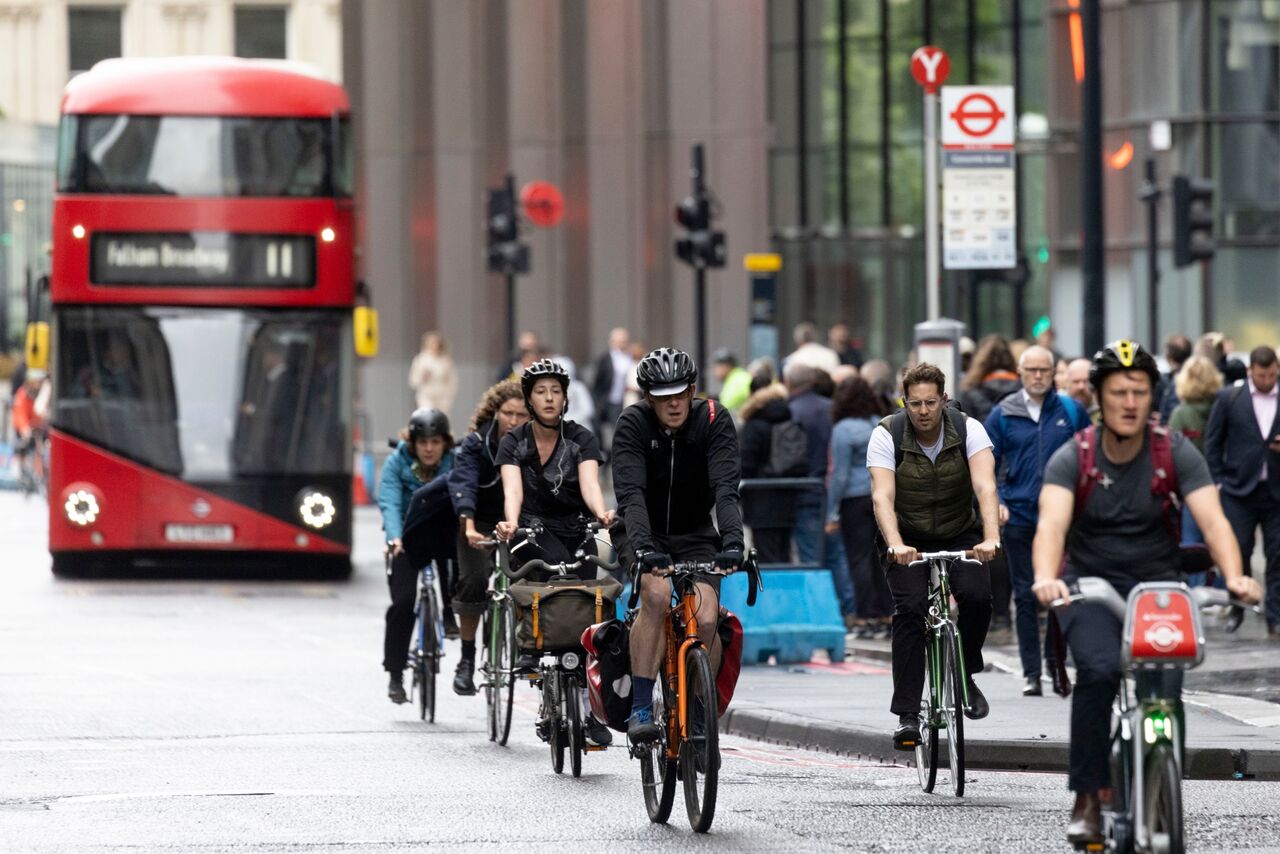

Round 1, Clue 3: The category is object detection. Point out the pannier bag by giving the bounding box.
[581,619,632,732]
[510,575,623,652]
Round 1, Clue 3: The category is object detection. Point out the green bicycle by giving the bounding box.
[908,549,980,797]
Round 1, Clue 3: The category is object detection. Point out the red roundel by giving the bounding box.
[520,180,565,228]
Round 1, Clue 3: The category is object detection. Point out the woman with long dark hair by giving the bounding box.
[825,376,892,636]
[959,334,1020,423]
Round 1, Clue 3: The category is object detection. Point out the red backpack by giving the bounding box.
[1073,420,1183,547]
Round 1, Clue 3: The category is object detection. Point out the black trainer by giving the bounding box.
[1022,676,1043,697]
[515,651,538,675]
[893,713,921,750]
[387,671,407,704]
[585,715,613,747]
[453,658,477,695]
[965,679,990,719]
[627,708,660,744]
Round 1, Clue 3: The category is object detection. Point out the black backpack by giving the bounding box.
[764,419,809,477]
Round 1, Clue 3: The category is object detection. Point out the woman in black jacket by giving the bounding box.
[445,379,528,695]
[739,382,796,563]
[958,334,1021,422]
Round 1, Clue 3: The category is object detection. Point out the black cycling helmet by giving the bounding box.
[408,407,451,444]
[636,347,697,395]
[520,358,570,399]
[1089,339,1160,391]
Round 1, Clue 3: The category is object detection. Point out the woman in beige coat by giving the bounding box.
[408,332,458,416]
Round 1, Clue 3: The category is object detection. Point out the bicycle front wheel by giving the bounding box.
[680,645,719,833]
[420,588,439,723]
[547,673,565,775]
[1143,741,1184,854]
[916,634,940,793]
[565,672,584,778]
[494,601,516,746]
[940,625,965,797]
[640,675,677,824]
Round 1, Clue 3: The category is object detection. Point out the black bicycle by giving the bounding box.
[501,525,620,777]
[476,537,517,746]
[410,554,446,723]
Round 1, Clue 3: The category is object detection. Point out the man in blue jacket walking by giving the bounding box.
[985,345,1089,696]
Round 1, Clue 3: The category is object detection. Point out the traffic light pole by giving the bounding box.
[1080,0,1105,355]
[691,144,708,373]
[1142,158,1161,346]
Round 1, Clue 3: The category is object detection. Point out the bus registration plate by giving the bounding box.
[164,524,234,544]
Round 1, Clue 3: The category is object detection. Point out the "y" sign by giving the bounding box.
[910,46,951,95]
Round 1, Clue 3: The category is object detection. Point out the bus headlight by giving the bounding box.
[65,489,101,527]
[298,491,336,529]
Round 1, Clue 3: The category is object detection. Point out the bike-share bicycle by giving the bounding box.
[1053,577,1261,854]
[628,552,761,833]
[501,523,621,777]
[904,549,981,797]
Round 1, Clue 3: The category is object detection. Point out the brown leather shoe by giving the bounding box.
[1066,790,1102,845]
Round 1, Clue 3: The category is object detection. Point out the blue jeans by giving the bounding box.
[794,494,855,616]
[1004,524,1051,679]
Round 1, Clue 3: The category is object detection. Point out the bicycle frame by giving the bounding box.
[417,562,444,658]
[664,584,704,758]
[924,557,970,713]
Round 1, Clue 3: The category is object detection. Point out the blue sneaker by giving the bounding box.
[627,707,660,744]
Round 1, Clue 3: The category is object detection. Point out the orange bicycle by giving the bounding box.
[628,551,760,833]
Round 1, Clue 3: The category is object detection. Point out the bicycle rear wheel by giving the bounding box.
[1143,741,1184,854]
[916,636,940,793]
[941,625,965,797]
[483,608,498,741]
[640,674,677,824]
[680,645,719,833]
[565,673,584,778]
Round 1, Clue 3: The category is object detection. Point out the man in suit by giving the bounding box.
[1204,345,1280,636]
[590,327,633,451]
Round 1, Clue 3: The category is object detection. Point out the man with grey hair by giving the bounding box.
[984,345,1091,695]
[786,321,841,375]
[1065,357,1098,424]
[786,360,856,624]
[861,358,900,411]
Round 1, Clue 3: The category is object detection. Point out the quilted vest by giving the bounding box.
[883,411,975,543]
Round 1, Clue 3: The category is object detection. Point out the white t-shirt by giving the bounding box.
[866,416,994,470]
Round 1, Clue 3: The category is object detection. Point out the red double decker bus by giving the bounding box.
[47,57,360,577]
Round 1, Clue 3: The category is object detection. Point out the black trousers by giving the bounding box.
[839,497,891,620]
[1220,483,1280,628]
[1058,599,1183,792]
[885,531,992,716]
[384,551,420,672]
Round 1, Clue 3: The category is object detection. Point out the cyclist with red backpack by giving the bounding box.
[1030,339,1261,845]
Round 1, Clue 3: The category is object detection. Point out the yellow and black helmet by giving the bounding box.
[1089,339,1160,390]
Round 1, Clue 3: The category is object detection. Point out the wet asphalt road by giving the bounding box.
[2,494,1278,853]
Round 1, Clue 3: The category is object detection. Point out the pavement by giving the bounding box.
[722,624,1280,781]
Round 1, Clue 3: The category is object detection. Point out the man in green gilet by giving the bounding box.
[867,362,1002,750]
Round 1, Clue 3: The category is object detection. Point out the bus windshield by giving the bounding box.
[58,115,352,198]
[52,306,350,479]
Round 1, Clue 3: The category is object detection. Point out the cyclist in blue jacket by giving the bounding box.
[984,344,1090,697]
[379,408,455,704]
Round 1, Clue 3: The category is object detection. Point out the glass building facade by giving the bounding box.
[769,0,1280,360]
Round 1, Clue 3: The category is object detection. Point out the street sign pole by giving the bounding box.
[924,88,940,321]
[911,46,950,322]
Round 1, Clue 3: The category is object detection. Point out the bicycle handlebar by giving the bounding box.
[500,553,620,582]
[627,551,762,610]
[907,550,983,567]
[1049,576,1262,621]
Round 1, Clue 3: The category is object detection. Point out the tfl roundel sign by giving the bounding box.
[942,86,1015,150]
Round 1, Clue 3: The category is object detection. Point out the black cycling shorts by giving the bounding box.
[613,520,723,594]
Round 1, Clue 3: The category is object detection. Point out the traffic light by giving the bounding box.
[1172,175,1215,268]
[486,178,529,275]
[673,192,726,269]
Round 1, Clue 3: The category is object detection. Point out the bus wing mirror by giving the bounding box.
[353,306,379,358]
[25,321,50,372]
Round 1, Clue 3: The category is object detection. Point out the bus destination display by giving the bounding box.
[91,232,316,288]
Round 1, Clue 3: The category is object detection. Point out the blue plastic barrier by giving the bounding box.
[617,566,846,664]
